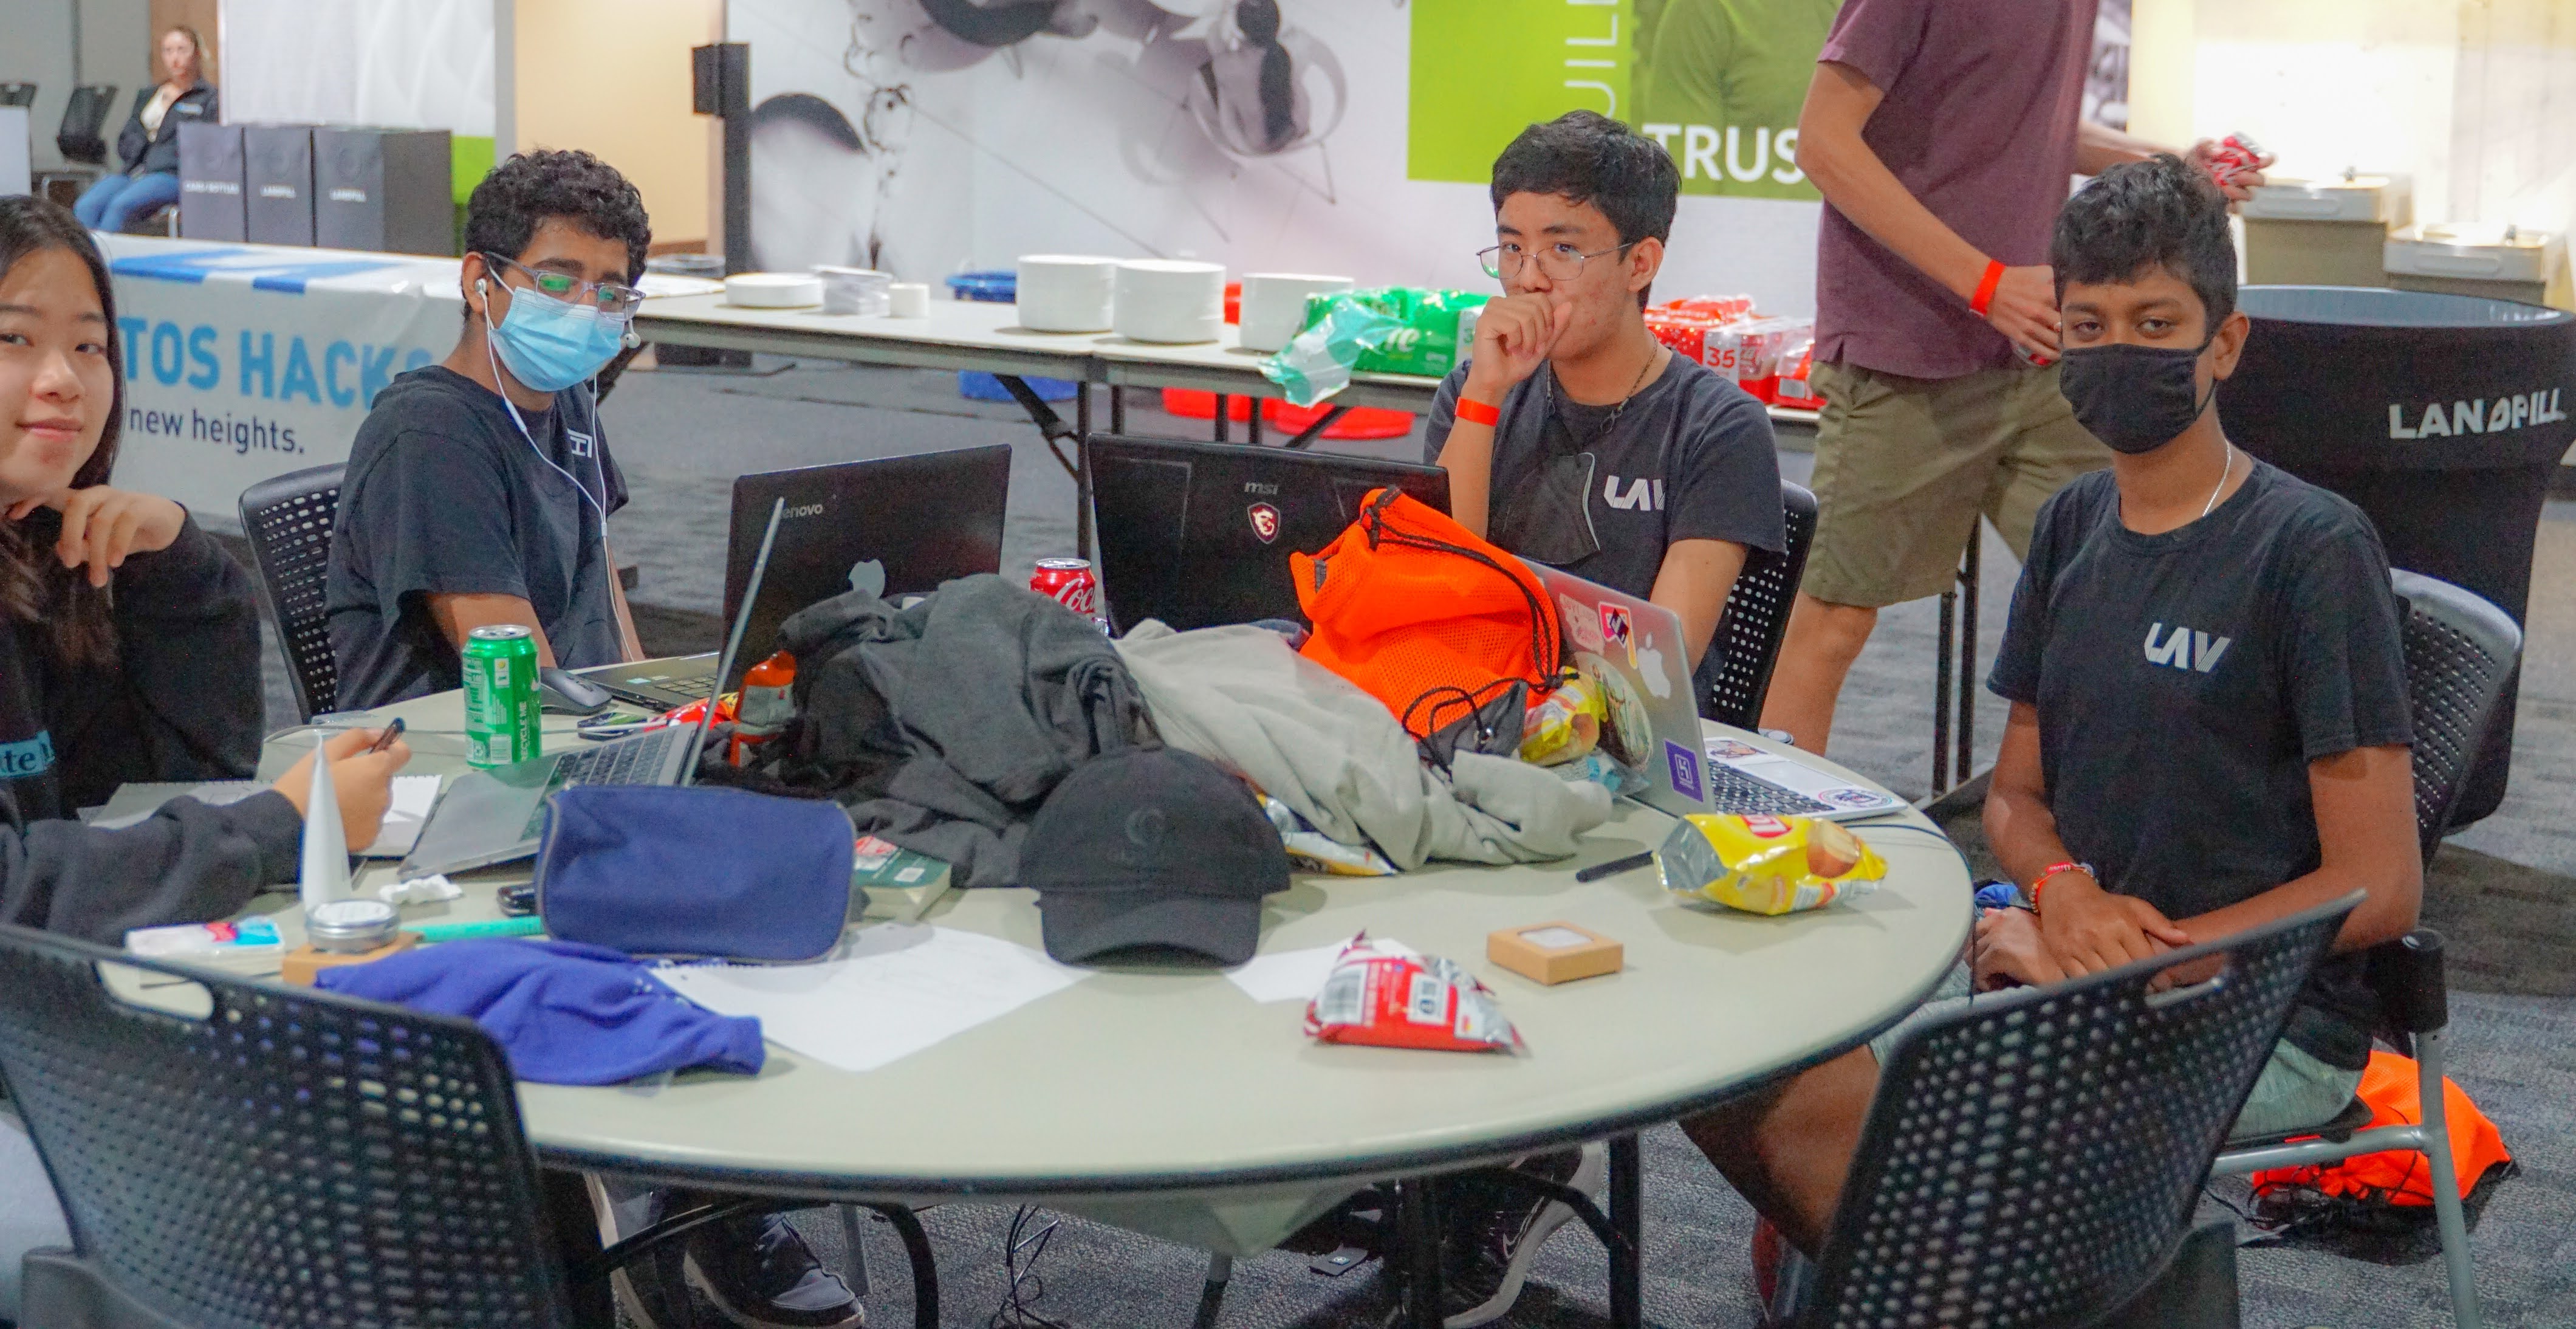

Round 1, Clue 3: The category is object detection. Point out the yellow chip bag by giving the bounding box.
[1656,814,1888,915]
[1519,674,1608,767]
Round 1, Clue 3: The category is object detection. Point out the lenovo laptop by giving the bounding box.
[401,500,787,878]
[583,445,1012,707]
[1084,433,1450,634]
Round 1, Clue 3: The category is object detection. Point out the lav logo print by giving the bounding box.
[2142,622,2232,674]
[1248,502,1281,544]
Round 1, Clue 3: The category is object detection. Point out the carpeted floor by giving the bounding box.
[241,359,2576,1327]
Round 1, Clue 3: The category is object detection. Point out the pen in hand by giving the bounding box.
[366,718,406,754]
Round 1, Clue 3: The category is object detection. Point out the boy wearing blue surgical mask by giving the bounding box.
[326,148,648,710]
[326,148,866,1328]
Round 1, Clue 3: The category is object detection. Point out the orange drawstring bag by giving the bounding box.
[2250,1049,2513,1209]
[1292,487,1563,739]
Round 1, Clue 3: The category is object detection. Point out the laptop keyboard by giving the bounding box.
[555,727,683,788]
[1704,763,1838,818]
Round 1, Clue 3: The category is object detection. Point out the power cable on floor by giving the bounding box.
[989,1205,1069,1329]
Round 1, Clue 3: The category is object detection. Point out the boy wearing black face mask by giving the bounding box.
[1674,159,2422,1309]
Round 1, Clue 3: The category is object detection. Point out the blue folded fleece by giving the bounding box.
[317,938,766,1085]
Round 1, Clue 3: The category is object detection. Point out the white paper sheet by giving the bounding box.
[1223,935,1411,1004]
[361,775,444,857]
[654,925,1087,1074]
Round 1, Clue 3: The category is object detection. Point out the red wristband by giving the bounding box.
[2028,860,2093,915]
[1454,396,1502,427]
[1968,259,2007,317]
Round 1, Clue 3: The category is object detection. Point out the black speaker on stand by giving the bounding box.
[659,42,755,371]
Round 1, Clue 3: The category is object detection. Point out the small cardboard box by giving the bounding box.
[1487,921,1622,986]
[280,932,419,986]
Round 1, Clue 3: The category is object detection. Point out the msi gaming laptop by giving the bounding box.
[1084,433,1449,634]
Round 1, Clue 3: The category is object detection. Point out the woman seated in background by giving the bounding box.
[70,27,218,235]
[0,193,412,1325]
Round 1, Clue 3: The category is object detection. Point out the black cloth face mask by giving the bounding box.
[2058,338,2219,455]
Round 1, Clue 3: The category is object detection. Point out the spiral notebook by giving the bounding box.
[655,924,1086,1074]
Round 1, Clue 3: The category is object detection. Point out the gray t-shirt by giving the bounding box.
[1988,461,2413,1068]
[326,366,628,709]
[1426,354,1786,606]
[1814,0,2098,379]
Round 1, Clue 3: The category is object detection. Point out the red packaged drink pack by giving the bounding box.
[1303,936,1523,1053]
[1672,294,1756,322]
[1644,308,1714,363]
[1773,340,1817,407]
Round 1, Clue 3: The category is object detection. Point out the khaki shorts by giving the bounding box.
[1801,359,2111,608]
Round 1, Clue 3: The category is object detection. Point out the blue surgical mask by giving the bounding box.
[486,281,628,393]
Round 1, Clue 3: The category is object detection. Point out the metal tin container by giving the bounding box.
[305,899,400,954]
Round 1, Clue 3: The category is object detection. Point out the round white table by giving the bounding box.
[266,689,1967,1327]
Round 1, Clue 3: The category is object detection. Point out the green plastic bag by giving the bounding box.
[1259,287,1492,406]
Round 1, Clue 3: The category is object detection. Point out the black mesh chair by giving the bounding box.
[55,84,115,167]
[0,927,940,1329]
[238,464,346,721]
[0,924,578,1328]
[1697,479,1817,729]
[2205,569,2521,1329]
[1798,895,2358,1329]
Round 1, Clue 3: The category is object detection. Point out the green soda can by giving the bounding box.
[461,625,541,769]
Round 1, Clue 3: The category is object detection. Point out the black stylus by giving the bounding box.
[1575,851,1654,883]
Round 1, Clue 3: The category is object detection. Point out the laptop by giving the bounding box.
[400,500,788,879]
[1521,562,1716,820]
[583,445,1012,707]
[1528,562,1905,823]
[1084,433,1450,634]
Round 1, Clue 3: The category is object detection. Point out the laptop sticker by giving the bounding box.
[1665,740,1705,803]
[1248,502,1281,544]
[1563,595,1606,653]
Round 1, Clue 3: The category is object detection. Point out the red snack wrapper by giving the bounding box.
[1303,935,1522,1053]
[1773,339,1817,407]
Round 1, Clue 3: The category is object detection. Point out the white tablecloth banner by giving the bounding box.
[96,235,464,524]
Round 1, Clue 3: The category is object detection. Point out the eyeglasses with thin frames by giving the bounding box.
[1477,241,1634,283]
[481,252,645,317]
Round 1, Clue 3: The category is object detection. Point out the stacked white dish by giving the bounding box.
[1016,255,1120,332]
[1114,259,1227,344]
[815,266,893,315]
[1238,272,1355,351]
[723,272,825,309]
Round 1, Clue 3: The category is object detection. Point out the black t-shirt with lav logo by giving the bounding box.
[1989,460,2414,1068]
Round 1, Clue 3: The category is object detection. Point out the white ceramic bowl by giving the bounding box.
[1113,259,1227,345]
[1016,254,1120,332]
[724,272,826,308]
[1238,272,1355,352]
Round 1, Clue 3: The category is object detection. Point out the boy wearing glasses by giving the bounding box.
[326,149,649,710]
[1431,111,1784,679]
[1421,109,1783,1326]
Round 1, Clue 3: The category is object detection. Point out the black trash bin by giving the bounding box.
[2220,286,2576,826]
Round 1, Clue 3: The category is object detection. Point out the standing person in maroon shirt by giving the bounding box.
[1756,0,2268,755]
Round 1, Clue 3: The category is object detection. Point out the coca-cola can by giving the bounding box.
[2205,132,2266,188]
[1030,557,1098,616]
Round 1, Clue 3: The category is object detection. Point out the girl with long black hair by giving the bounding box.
[0,193,413,1325]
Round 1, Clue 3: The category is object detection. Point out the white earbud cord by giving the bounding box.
[478,281,618,569]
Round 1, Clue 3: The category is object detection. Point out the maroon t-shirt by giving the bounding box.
[1814,0,2098,380]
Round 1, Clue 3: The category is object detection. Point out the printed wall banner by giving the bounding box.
[100,236,461,523]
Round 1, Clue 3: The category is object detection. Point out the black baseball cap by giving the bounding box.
[1021,747,1290,966]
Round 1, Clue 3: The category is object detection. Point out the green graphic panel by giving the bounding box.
[1409,0,1834,199]
[1409,0,1636,184]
